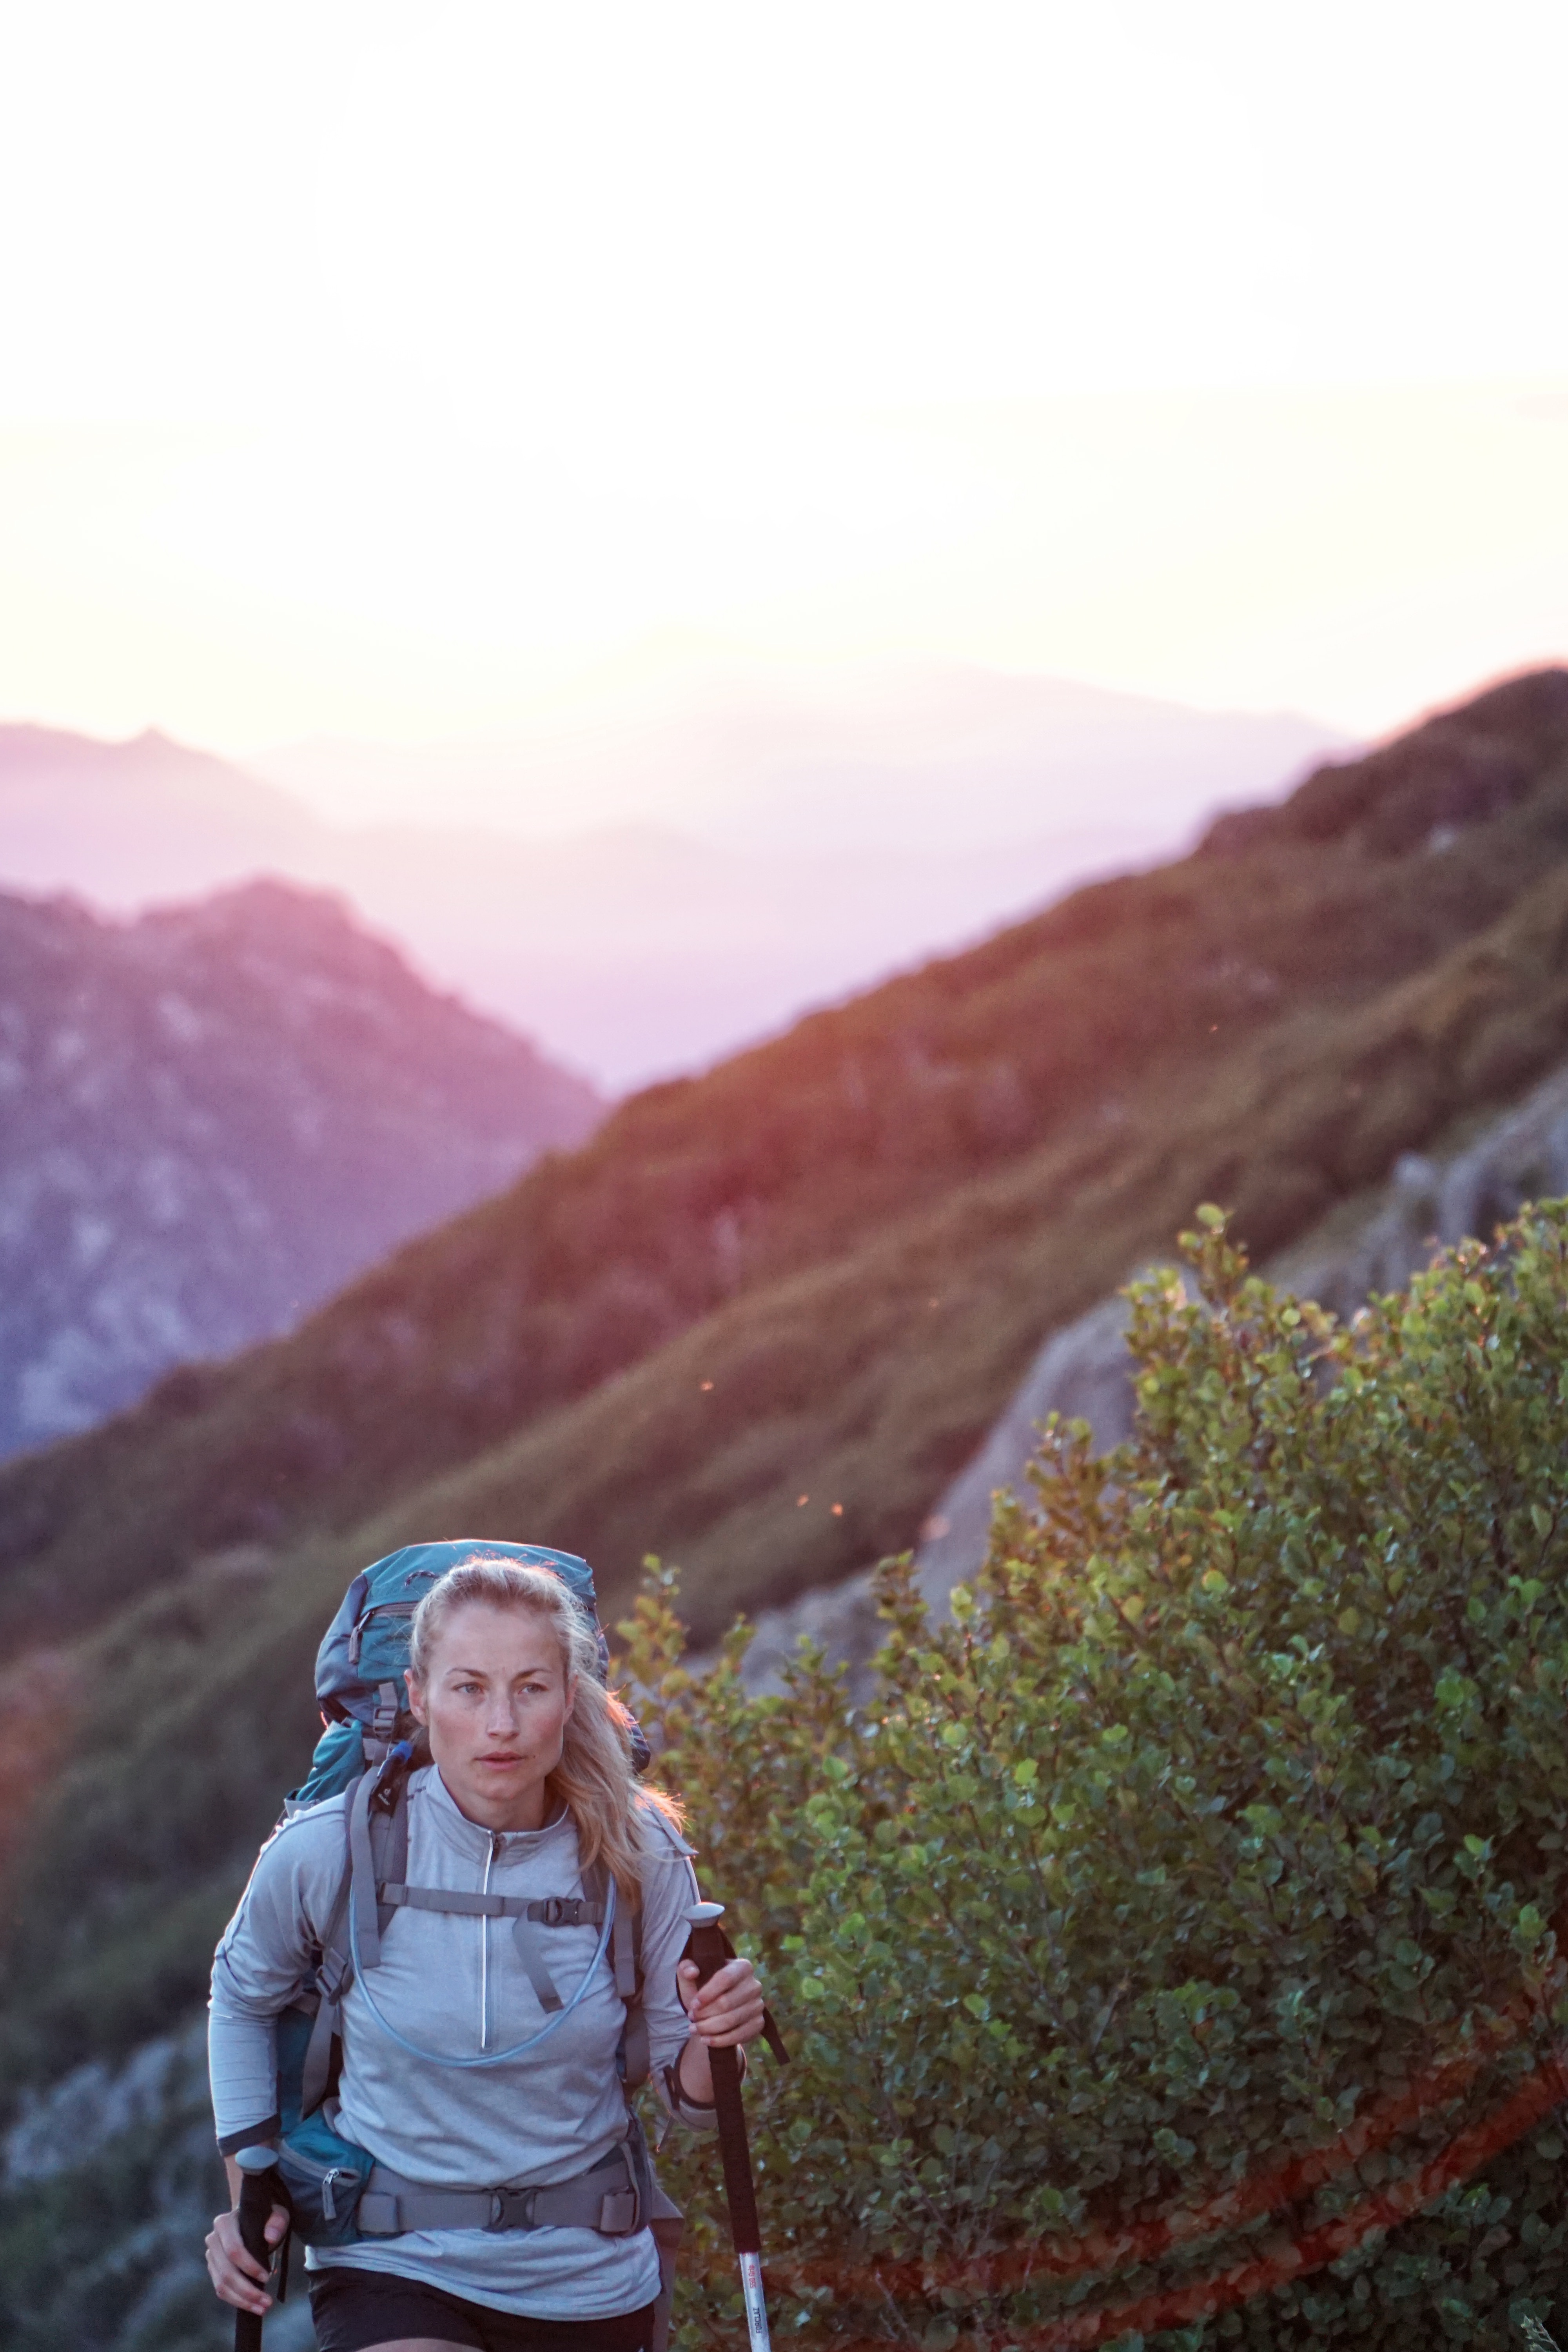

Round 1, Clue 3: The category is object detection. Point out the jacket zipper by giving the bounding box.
[480,1832,502,2050]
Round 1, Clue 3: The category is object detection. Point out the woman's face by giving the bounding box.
[405,1600,576,1832]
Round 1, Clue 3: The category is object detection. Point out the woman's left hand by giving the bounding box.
[676,1954,765,2049]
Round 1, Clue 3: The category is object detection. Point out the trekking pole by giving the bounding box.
[684,1900,772,2352]
[233,2144,283,2352]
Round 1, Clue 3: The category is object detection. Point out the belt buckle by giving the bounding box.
[489,2187,536,2231]
[540,1896,578,1926]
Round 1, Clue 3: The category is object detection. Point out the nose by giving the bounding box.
[484,1693,521,1740]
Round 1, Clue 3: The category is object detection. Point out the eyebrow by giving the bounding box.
[445,1662,554,1679]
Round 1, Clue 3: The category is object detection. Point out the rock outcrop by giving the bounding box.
[728,1056,1568,1693]
[1,2018,315,2350]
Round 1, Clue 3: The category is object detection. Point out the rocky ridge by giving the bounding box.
[0,878,599,1458]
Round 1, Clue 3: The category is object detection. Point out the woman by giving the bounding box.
[205,1555,766,2352]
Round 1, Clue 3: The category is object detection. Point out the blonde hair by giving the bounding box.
[407,1555,680,1909]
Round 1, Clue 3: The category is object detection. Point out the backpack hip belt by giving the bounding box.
[358,2127,647,2239]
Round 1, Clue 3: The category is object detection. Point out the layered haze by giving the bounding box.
[0,665,1339,1084]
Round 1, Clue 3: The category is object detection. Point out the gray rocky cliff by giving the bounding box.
[1,2018,314,2351]
[726,1056,1568,1695]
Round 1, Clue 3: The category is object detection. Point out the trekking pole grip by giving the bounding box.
[684,1900,771,2352]
[234,2145,281,2352]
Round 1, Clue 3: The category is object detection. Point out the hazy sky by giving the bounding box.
[2,0,1566,807]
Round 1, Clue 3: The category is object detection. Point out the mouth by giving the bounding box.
[477,1751,524,1768]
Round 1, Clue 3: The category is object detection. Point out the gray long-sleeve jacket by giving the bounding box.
[210,1766,712,2319]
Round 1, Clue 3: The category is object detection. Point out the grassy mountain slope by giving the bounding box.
[5,670,1568,2103]
[2,670,1566,1661]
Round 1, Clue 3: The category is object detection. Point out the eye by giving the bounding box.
[454,1680,484,1697]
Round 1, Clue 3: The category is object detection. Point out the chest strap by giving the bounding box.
[379,1885,606,1927]
[376,1880,606,2014]
[357,2134,643,2239]
[308,1766,651,2107]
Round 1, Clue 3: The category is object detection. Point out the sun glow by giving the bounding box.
[1,1,1565,775]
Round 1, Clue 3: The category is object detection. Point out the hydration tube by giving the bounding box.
[347,1873,616,2070]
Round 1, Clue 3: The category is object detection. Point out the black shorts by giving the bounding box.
[308,2263,657,2352]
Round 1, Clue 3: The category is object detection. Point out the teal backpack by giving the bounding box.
[228,1535,781,2352]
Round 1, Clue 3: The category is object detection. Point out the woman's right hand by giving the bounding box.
[205,2199,290,2315]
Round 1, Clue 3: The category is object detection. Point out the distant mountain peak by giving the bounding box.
[0,680,1349,1084]
[0,874,601,1459]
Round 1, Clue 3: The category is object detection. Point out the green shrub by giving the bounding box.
[623,1203,1568,2350]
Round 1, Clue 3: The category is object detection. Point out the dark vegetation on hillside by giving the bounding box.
[5,670,1568,2105]
[625,1208,1568,2352]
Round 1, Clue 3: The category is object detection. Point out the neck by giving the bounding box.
[438,1766,556,1835]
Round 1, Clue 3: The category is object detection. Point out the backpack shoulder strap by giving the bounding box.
[298,1789,358,2118]
[348,1759,385,1967]
[298,1757,410,2118]
[618,1886,651,2089]
[374,1761,410,1944]
[583,1858,651,2089]
[346,1743,417,1966]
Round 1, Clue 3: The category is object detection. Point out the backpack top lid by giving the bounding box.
[315,1539,600,1728]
